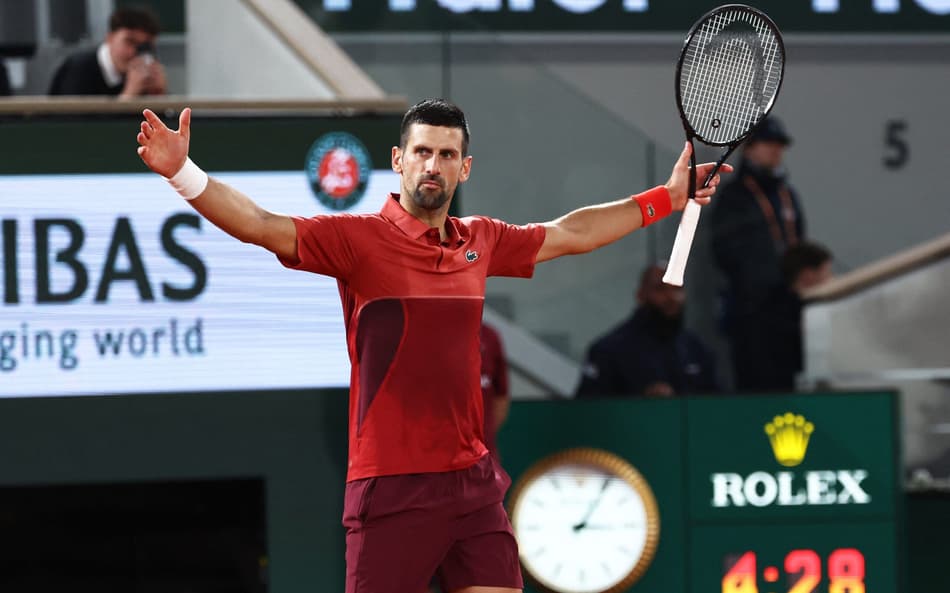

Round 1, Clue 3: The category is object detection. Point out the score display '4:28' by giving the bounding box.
[723,549,865,593]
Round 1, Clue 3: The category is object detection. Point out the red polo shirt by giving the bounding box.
[282,194,545,481]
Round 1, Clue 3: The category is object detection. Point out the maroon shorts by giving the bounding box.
[342,454,522,593]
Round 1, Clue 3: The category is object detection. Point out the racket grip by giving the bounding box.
[662,199,702,286]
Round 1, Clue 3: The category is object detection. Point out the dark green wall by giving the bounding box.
[0,389,349,592]
[0,113,401,175]
[905,491,950,593]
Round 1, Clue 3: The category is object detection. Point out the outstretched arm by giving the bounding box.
[136,108,298,262]
[535,142,731,263]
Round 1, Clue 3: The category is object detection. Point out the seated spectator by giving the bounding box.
[48,6,166,98]
[575,264,719,398]
[741,241,833,392]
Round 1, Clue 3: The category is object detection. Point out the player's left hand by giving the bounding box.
[665,142,733,211]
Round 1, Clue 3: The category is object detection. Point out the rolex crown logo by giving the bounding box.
[764,412,814,467]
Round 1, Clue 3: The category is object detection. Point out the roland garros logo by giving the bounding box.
[305,132,372,211]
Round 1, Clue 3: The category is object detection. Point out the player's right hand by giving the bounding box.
[664,142,731,211]
[136,108,191,178]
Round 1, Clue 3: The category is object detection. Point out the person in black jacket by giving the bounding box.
[742,241,832,392]
[710,116,806,390]
[0,61,10,96]
[48,6,166,98]
[575,264,719,398]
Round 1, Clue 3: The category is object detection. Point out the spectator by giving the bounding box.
[710,116,806,390]
[48,6,166,98]
[0,61,10,96]
[575,264,719,398]
[742,241,833,392]
[479,322,510,459]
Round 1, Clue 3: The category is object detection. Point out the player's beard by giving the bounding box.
[411,175,451,211]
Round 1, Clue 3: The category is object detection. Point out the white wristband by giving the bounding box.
[165,157,209,201]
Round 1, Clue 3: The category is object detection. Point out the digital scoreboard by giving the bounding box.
[696,524,896,593]
[723,549,866,593]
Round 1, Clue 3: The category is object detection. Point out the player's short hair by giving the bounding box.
[781,241,832,285]
[109,6,161,36]
[400,98,470,155]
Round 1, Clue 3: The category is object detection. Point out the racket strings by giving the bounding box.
[727,12,766,130]
[719,17,763,139]
[679,8,783,144]
[693,14,754,141]
[691,15,766,141]
[686,12,766,140]
[700,29,777,139]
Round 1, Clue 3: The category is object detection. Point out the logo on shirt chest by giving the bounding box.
[465,249,479,263]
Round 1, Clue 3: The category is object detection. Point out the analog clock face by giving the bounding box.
[509,449,660,593]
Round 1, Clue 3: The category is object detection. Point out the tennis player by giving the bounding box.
[136,99,728,593]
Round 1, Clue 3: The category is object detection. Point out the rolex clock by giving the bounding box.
[508,447,660,593]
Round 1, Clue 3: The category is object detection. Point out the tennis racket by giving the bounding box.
[662,4,785,286]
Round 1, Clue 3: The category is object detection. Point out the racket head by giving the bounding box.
[675,4,785,147]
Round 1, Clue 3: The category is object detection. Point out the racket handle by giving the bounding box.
[662,199,702,286]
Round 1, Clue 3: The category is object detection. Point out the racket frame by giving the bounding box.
[663,3,786,286]
[673,3,786,199]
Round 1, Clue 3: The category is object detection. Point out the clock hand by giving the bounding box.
[579,521,643,530]
[572,476,611,532]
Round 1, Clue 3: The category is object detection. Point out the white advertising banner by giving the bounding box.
[1,170,398,397]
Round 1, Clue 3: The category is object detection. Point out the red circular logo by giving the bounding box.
[306,132,371,211]
[317,148,359,199]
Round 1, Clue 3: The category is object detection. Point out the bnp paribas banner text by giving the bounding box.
[1,169,397,397]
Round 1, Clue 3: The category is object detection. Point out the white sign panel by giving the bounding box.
[1,170,398,397]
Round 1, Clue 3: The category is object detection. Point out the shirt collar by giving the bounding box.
[97,43,123,87]
[381,193,468,247]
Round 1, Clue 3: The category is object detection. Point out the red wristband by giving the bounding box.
[632,186,672,227]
